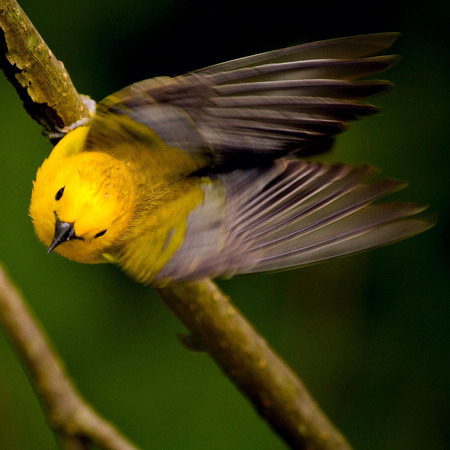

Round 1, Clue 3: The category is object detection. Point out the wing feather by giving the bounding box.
[195,33,400,73]
[87,33,400,169]
[155,161,431,282]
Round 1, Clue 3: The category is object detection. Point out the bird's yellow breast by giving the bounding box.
[107,176,205,285]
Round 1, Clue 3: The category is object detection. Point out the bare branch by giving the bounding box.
[0,264,139,450]
[158,280,351,450]
[0,0,94,134]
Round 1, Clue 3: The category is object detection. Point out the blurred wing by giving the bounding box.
[155,160,431,282]
[87,33,400,171]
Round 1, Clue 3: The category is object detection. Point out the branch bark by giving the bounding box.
[0,0,94,134]
[0,1,352,449]
[159,280,351,449]
[0,265,138,450]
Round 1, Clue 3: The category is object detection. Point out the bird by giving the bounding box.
[29,32,432,287]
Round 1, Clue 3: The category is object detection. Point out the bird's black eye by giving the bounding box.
[55,187,65,201]
[94,229,107,238]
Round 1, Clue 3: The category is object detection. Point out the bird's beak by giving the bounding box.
[47,216,81,254]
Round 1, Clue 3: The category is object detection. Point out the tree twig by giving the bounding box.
[0,264,139,450]
[159,280,351,449]
[0,0,352,448]
[0,0,94,134]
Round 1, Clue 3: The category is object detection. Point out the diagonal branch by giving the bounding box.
[159,280,351,449]
[0,264,138,450]
[0,0,352,448]
[0,0,94,133]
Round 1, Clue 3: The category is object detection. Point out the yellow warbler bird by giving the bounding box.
[30,33,432,287]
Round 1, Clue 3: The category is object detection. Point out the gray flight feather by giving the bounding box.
[155,161,432,282]
[89,33,401,167]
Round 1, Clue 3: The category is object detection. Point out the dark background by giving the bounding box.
[0,0,449,448]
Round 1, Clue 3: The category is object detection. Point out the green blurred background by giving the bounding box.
[1,0,449,448]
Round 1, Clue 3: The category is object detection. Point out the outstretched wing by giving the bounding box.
[86,33,400,172]
[155,160,432,283]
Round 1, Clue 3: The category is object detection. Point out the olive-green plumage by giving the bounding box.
[29,33,432,286]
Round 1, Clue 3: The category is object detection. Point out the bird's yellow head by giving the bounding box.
[30,127,136,263]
